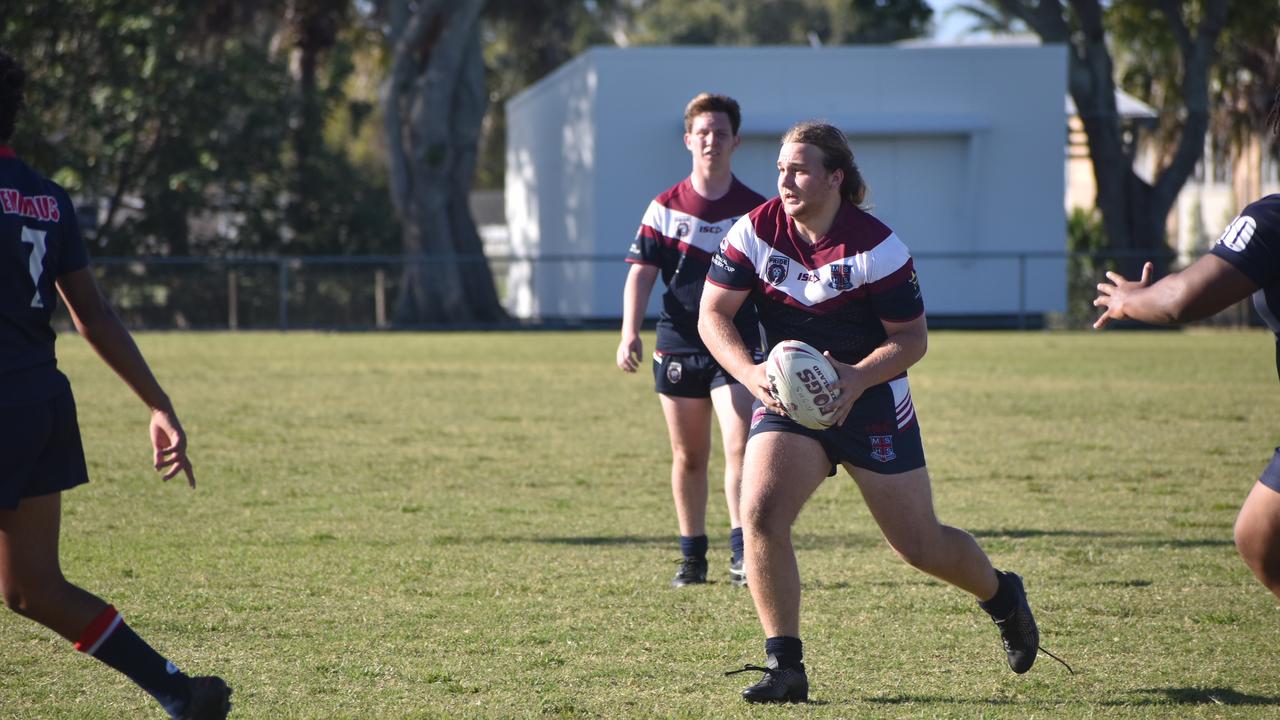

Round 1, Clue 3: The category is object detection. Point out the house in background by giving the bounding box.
[503,44,1067,325]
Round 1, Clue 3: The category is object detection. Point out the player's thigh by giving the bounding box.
[1236,480,1280,551]
[846,464,943,551]
[741,430,830,529]
[709,382,753,451]
[658,394,713,461]
[0,493,65,594]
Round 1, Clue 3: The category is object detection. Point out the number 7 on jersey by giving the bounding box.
[21,226,47,308]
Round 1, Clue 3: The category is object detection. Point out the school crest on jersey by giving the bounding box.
[869,435,896,463]
[675,220,691,238]
[766,256,790,286]
[827,264,854,291]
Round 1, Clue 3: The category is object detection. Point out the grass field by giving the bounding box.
[2,329,1280,719]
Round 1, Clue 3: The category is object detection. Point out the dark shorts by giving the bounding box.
[748,377,926,476]
[0,387,90,510]
[1260,448,1280,493]
[652,351,752,398]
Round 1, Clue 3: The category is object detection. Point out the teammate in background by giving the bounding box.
[616,93,767,587]
[0,52,231,719]
[701,121,1049,703]
[1094,89,1280,602]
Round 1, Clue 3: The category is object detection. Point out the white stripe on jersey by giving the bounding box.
[1253,289,1280,334]
[723,217,912,307]
[643,201,740,256]
[889,377,915,429]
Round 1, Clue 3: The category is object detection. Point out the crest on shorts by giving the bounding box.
[869,435,896,462]
[666,359,683,384]
[827,264,854,291]
[765,255,790,286]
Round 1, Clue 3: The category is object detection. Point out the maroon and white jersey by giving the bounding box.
[627,176,765,354]
[707,197,923,366]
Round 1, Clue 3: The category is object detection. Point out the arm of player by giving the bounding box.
[698,282,781,412]
[1093,255,1258,329]
[617,263,659,372]
[55,268,196,488]
[824,314,928,427]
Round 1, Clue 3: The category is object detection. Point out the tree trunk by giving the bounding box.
[381,0,505,326]
[999,0,1227,276]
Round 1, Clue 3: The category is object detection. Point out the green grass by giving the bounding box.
[3,329,1280,719]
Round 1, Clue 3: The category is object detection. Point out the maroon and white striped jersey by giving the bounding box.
[707,197,923,366]
[627,176,765,354]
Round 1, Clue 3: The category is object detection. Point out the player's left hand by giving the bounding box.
[150,409,195,488]
[824,351,866,427]
[1093,261,1153,329]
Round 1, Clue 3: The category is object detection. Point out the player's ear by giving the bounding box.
[829,168,843,189]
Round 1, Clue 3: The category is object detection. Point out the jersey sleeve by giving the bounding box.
[626,200,664,266]
[52,187,89,277]
[863,234,924,322]
[706,214,756,291]
[1209,199,1280,288]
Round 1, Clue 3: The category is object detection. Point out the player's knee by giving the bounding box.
[1,582,39,617]
[887,532,940,572]
[1234,516,1280,576]
[670,447,708,477]
[740,497,785,537]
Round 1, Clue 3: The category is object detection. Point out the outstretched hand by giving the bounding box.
[150,409,195,488]
[1093,261,1154,329]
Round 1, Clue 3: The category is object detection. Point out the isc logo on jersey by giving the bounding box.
[1218,215,1257,253]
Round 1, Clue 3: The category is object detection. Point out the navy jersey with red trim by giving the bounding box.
[627,176,766,353]
[0,148,88,404]
[707,197,923,366]
[1209,194,1280,380]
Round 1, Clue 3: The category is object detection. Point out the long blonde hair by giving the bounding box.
[781,120,867,208]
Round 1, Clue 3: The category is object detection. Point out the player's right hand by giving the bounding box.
[151,409,196,488]
[745,363,784,413]
[617,335,643,373]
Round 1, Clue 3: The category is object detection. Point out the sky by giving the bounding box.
[928,0,974,41]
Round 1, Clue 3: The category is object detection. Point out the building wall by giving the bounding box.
[507,44,1068,320]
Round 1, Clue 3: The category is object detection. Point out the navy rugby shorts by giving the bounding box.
[653,350,754,398]
[1260,448,1280,493]
[0,387,90,509]
[748,376,926,476]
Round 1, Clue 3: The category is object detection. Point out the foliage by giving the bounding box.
[474,0,933,189]
[1065,207,1110,328]
[3,330,1280,717]
[1,1,399,257]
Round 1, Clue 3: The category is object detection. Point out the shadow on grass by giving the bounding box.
[970,528,1121,540]
[1104,687,1280,706]
[863,694,1023,706]
[970,527,1234,549]
[526,535,671,547]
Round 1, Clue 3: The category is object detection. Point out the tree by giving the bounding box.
[380,0,504,324]
[990,0,1227,273]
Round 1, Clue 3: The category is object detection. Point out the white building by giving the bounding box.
[505,45,1067,323]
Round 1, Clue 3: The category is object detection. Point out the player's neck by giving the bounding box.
[689,166,733,201]
[791,201,840,244]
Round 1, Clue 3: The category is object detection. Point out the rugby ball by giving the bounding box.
[765,340,841,430]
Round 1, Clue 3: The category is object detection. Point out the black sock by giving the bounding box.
[74,606,191,718]
[679,534,708,560]
[978,570,1017,619]
[729,527,744,564]
[765,636,804,669]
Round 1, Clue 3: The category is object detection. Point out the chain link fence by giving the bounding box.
[56,251,1260,332]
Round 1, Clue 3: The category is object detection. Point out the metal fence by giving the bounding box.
[61,250,1256,332]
